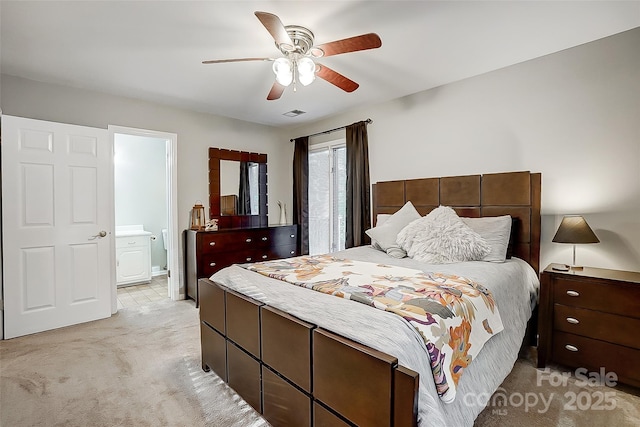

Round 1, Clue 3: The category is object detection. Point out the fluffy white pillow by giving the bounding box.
[462,215,512,262]
[397,206,490,264]
[365,202,421,257]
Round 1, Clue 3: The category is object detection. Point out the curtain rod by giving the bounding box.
[289,118,372,142]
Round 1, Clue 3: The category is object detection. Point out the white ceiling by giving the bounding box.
[2,1,639,128]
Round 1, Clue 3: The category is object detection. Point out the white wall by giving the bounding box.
[288,28,640,272]
[0,75,294,295]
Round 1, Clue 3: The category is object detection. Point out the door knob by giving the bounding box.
[89,231,108,240]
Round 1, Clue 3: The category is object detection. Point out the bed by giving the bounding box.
[199,170,541,427]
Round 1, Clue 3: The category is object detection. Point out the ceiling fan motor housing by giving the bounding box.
[279,25,323,57]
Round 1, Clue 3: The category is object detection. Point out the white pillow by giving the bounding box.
[370,214,392,251]
[365,202,421,257]
[376,214,392,227]
[462,216,512,262]
[397,206,490,264]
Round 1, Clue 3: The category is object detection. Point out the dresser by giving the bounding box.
[537,265,640,387]
[185,225,299,305]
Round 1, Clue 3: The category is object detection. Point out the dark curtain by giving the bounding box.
[345,121,371,248]
[293,136,309,255]
[238,161,251,215]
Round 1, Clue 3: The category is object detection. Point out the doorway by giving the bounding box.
[108,126,179,311]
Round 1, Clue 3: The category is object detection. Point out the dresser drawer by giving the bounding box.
[552,331,640,385]
[553,277,640,317]
[198,252,254,277]
[197,230,272,254]
[199,248,298,277]
[246,226,297,250]
[269,245,298,260]
[553,304,640,349]
[270,225,298,246]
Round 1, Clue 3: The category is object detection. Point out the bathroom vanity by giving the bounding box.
[115,225,152,286]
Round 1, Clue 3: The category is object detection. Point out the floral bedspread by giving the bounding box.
[240,254,503,403]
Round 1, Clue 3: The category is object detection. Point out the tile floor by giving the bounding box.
[117,274,169,309]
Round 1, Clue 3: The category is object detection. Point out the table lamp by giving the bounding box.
[552,215,599,270]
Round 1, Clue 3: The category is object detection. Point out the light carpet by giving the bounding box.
[1,299,638,426]
[0,300,266,427]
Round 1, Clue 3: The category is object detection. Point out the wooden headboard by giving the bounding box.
[372,171,541,273]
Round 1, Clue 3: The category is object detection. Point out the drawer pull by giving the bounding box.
[245,238,252,243]
[290,234,295,238]
[262,237,268,241]
[246,257,252,261]
[261,255,268,259]
[209,242,216,247]
[209,262,216,267]
[566,317,580,324]
[566,290,580,297]
[290,250,295,255]
[565,344,579,352]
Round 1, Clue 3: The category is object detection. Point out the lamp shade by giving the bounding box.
[272,58,293,86]
[552,216,600,244]
[297,57,316,86]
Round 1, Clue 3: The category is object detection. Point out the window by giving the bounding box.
[308,140,346,255]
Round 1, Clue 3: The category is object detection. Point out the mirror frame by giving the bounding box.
[209,147,268,228]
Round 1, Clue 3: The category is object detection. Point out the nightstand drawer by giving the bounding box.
[553,277,640,317]
[552,331,640,385]
[553,304,640,349]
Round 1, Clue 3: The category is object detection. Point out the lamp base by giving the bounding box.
[551,263,570,272]
[570,265,584,271]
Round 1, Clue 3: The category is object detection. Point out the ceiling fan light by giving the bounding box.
[272,58,293,86]
[298,71,315,86]
[297,57,316,86]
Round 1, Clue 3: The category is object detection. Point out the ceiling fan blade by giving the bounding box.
[255,11,294,48]
[311,33,382,58]
[267,81,286,100]
[316,64,359,93]
[202,57,272,64]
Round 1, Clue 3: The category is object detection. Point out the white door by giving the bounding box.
[2,115,112,339]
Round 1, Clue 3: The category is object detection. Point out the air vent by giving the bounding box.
[283,110,306,117]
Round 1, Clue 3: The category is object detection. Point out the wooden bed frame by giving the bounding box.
[199,170,541,427]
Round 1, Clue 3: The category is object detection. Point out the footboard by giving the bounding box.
[199,278,419,427]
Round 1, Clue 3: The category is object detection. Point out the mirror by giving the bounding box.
[209,148,267,228]
[220,160,260,215]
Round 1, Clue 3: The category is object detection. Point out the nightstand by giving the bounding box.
[537,265,640,388]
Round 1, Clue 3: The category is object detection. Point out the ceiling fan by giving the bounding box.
[203,11,382,100]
